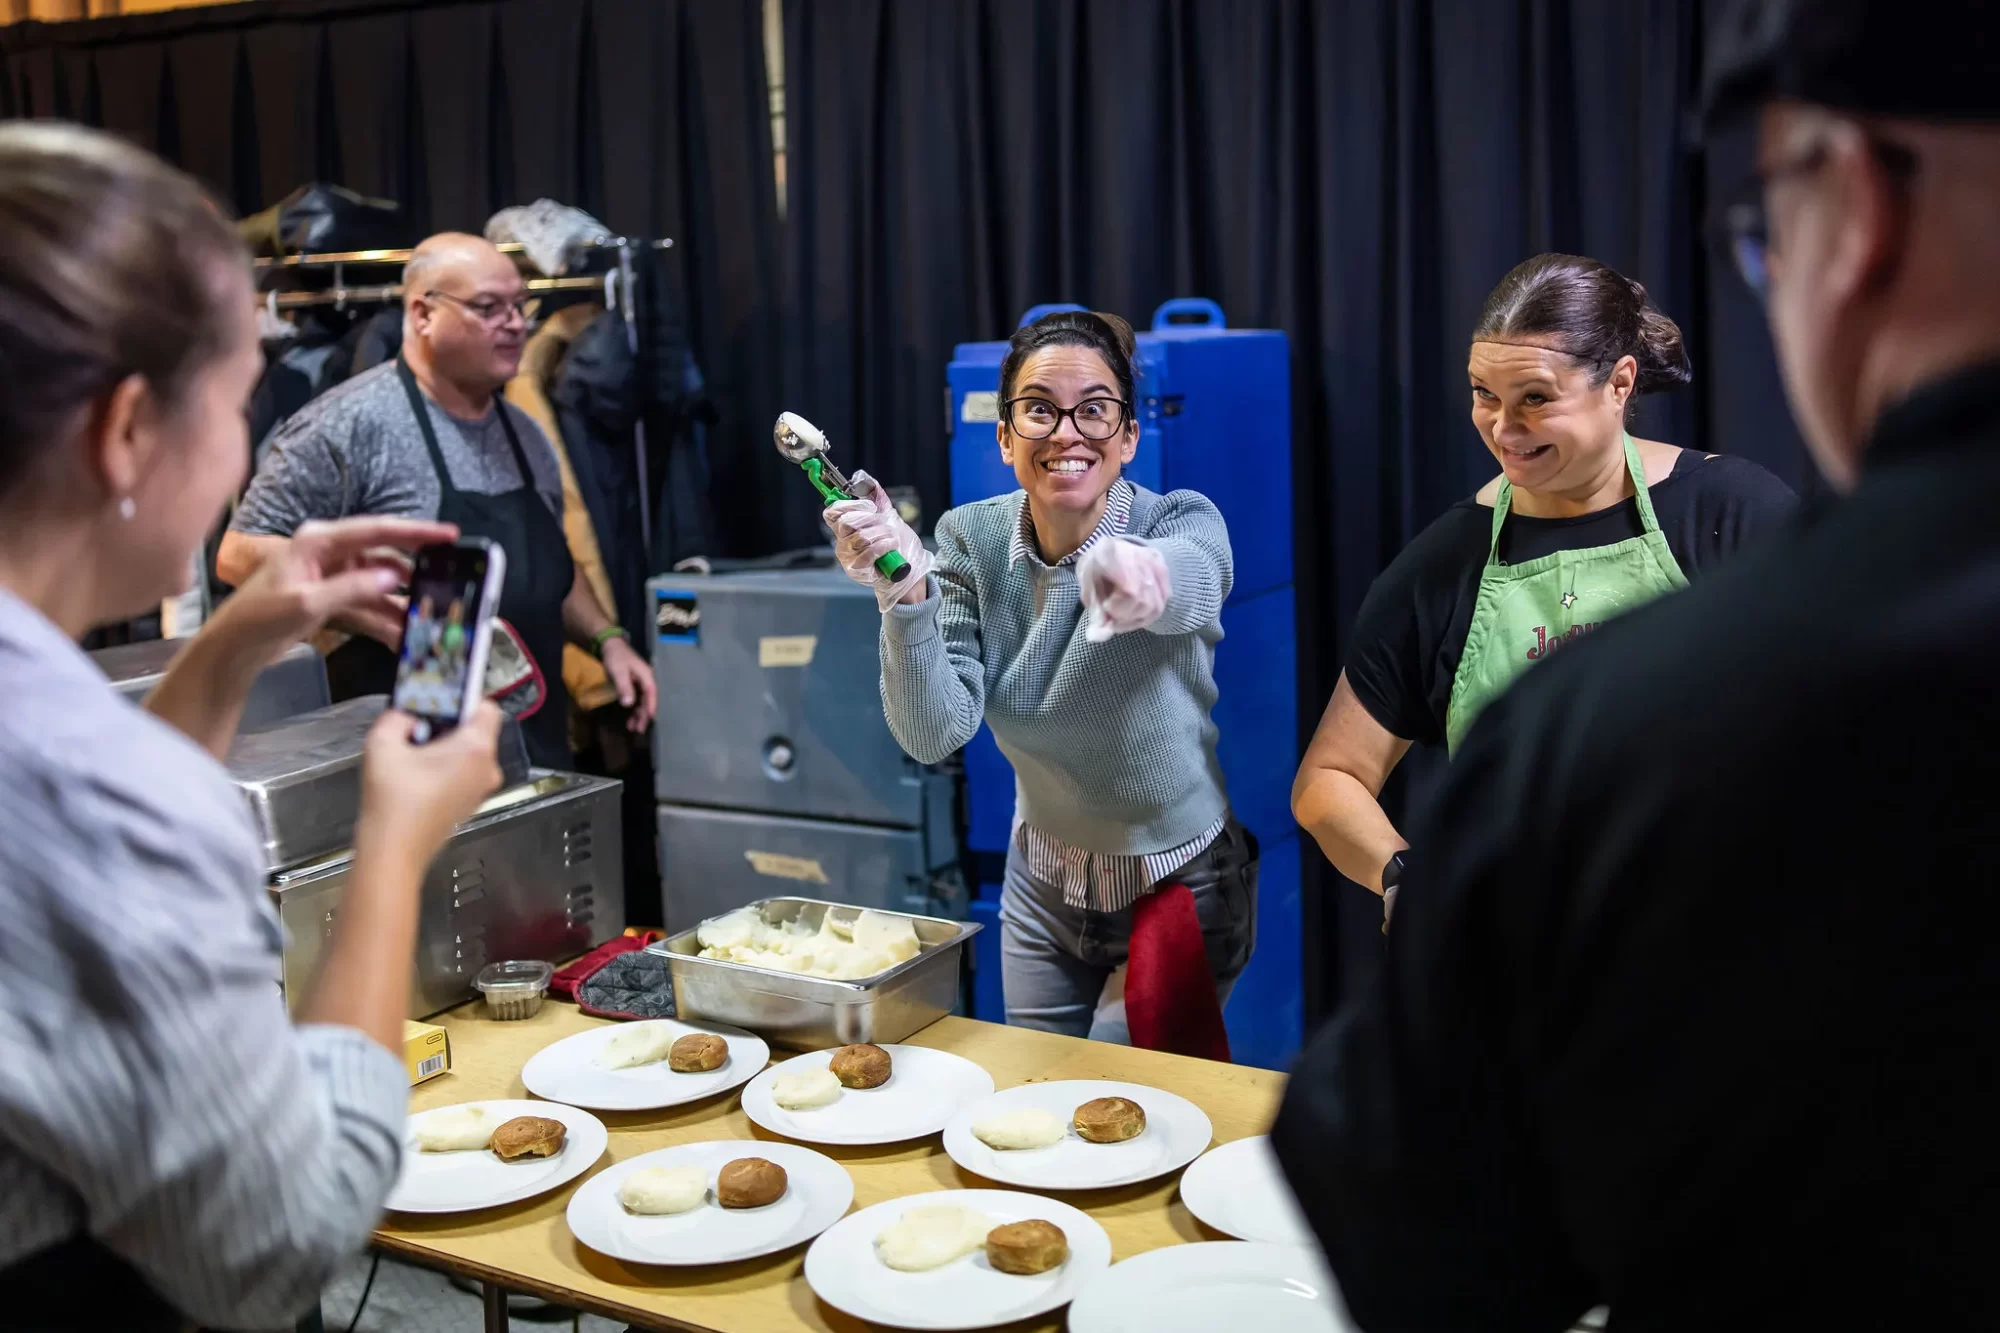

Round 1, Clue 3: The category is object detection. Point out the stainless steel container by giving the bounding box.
[223,696,620,1019]
[226,696,530,871]
[268,771,624,1017]
[93,638,329,732]
[650,897,979,1050]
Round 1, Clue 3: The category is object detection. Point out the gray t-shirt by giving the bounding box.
[232,360,563,537]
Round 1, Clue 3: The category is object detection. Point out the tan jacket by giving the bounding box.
[507,304,620,714]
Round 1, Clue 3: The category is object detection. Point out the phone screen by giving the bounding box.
[392,543,497,741]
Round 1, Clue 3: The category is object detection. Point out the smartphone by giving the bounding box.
[391,539,507,743]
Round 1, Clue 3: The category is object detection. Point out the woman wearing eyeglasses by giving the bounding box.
[1293,253,1798,925]
[825,310,1255,1053]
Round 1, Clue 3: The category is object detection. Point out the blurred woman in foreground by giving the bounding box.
[0,123,502,1331]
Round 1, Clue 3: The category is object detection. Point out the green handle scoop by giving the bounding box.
[776,411,912,583]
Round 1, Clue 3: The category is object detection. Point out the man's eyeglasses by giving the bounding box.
[425,289,532,326]
[1712,137,1917,306]
[1003,396,1131,441]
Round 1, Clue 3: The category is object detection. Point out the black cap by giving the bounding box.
[1704,0,2000,128]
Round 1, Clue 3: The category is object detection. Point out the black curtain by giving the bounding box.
[1,0,782,555]
[781,0,1813,1019]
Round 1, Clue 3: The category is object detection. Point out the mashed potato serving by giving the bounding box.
[696,907,921,980]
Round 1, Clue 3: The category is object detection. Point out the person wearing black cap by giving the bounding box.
[1271,2,2000,1330]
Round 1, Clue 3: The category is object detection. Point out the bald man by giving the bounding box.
[221,233,656,768]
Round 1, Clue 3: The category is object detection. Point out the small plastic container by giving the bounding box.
[474,959,553,1021]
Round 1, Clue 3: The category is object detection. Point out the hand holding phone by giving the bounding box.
[391,539,507,742]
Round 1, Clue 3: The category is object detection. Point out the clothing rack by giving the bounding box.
[250,237,673,271]
[266,274,608,311]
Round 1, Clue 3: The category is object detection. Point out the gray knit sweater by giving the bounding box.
[880,483,1233,855]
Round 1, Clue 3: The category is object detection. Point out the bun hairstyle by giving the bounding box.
[1472,253,1693,404]
[0,122,246,503]
[998,309,1140,411]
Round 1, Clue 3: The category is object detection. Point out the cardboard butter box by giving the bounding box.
[403,1019,451,1086]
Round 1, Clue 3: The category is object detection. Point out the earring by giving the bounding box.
[118,497,136,521]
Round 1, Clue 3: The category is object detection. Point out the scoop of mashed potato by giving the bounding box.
[596,1020,679,1070]
[971,1108,1068,1151]
[619,1165,709,1215]
[772,1067,843,1110]
[414,1105,498,1153]
[875,1204,994,1272]
[696,908,921,980]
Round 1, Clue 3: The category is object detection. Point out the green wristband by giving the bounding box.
[590,626,629,658]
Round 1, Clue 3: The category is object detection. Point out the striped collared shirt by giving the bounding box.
[1014,815,1230,913]
[1006,480,1225,910]
[0,588,408,1327]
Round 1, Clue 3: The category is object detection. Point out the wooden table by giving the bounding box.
[376,1002,1286,1332]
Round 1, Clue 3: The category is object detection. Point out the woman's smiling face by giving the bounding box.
[1468,336,1634,495]
[999,345,1138,516]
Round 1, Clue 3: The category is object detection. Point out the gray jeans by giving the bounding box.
[998,820,1259,1044]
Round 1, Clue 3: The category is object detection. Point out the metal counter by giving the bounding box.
[93,638,329,732]
[224,696,623,1019]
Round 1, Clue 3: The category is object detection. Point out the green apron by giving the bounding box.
[1444,434,1689,754]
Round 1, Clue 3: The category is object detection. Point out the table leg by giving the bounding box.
[482,1281,509,1332]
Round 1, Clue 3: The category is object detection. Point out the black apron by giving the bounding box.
[326,361,575,769]
[0,1234,191,1332]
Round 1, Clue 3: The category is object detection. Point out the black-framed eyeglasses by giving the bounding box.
[424,289,532,325]
[1711,137,1917,306]
[1003,395,1131,441]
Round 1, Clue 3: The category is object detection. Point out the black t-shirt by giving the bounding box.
[1345,451,1799,745]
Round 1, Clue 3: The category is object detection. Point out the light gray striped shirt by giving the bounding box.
[0,587,408,1328]
[881,481,1234,904]
[1000,482,1224,911]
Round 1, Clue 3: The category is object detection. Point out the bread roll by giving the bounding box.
[618,1165,708,1215]
[971,1108,1067,1150]
[772,1067,843,1110]
[490,1115,567,1161]
[596,1020,678,1070]
[875,1204,993,1272]
[828,1044,892,1089]
[668,1033,729,1073]
[985,1219,1069,1275]
[1072,1096,1146,1143]
[716,1157,788,1209]
[413,1105,498,1153]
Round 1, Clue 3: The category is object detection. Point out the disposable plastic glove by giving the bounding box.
[1076,536,1171,641]
[822,470,934,611]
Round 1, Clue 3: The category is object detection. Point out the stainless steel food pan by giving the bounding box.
[94,638,330,732]
[225,695,531,872]
[649,897,979,1050]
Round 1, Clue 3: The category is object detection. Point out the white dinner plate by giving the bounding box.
[387,1100,607,1214]
[1068,1241,1356,1333]
[804,1188,1112,1331]
[942,1080,1214,1191]
[741,1045,995,1146]
[1178,1135,1315,1245]
[520,1018,768,1111]
[566,1140,853,1267]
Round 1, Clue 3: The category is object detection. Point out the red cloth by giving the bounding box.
[1125,883,1232,1062]
[551,930,662,1003]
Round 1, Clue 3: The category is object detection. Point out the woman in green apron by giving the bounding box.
[1292,253,1799,922]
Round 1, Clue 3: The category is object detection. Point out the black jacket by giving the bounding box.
[1274,362,2000,1332]
[552,311,652,647]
